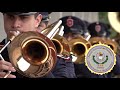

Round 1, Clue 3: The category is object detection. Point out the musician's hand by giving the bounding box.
[0,60,16,78]
[0,72,16,78]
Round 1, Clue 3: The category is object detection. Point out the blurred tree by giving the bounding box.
[99,12,109,23]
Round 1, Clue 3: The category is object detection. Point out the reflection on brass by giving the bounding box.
[41,21,71,58]
[52,34,70,57]
[108,12,120,33]
[89,37,118,54]
[7,20,64,78]
[8,31,57,78]
[69,36,91,64]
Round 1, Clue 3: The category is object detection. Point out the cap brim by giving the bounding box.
[2,12,38,15]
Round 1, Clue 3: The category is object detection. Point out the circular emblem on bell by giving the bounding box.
[85,44,116,75]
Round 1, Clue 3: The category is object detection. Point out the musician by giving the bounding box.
[87,22,120,78]
[0,12,75,78]
[38,12,76,78]
[88,22,111,38]
[60,16,120,78]
[59,16,91,78]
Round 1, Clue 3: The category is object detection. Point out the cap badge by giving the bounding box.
[66,17,74,27]
[95,24,102,33]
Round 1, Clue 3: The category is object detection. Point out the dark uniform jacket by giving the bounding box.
[0,39,76,78]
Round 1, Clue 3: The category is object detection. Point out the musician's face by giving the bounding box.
[3,13,42,39]
[95,25,101,33]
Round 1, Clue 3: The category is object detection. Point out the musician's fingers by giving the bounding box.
[0,72,16,78]
[0,63,16,72]
[0,60,13,67]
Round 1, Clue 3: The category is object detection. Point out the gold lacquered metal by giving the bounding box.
[69,36,91,64]
[8,31,57,78]
[108,12,120,33]
[8,20,63,78]
[89,37,118,54]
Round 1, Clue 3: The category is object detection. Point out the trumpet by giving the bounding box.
[41,21,71,60]
[108,12,120,53]
[69,35,91,64]
[0,20,62,78]
[89,37,105,45]
[89,37,119,54]
[108,12,120,33]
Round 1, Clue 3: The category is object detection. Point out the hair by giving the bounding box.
[34,12,40,18]
[38,20,49,28]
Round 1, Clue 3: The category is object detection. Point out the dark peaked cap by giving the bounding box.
[1,12,38,15]
[59,16,86,35]
[87,22,111,37]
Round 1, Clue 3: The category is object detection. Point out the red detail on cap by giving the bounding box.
[0,45,4,49]
[66,17,74,27]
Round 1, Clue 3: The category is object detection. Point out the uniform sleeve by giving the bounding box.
[43,72,55,78]
[42,57,67,78]
[65,57,76,78]
[112,55,120,74]
[51,57,68,78]
[44,56,76,78]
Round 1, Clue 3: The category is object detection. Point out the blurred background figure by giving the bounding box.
[87,22,120,78]
[88,22,118,53]
[59,16,92,78]
[60,15,120,78]
[83,20,90,29]
[38,12,76,78]
[60,16,90,40]
[88,22,111,38]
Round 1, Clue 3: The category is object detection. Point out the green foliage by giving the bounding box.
[99,12,109,24]
[99,12,118,38]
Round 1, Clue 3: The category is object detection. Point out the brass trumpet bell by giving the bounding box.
[41,20,71,58]
[108,12,120,33]
[69,36,91,64]
[104,38,119,54]
[8,31,57,78]
[52,34,70,57]
[89,37,105,45]
[8,20,62,78]
[108,12,120,53]
[89,37,118,54]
